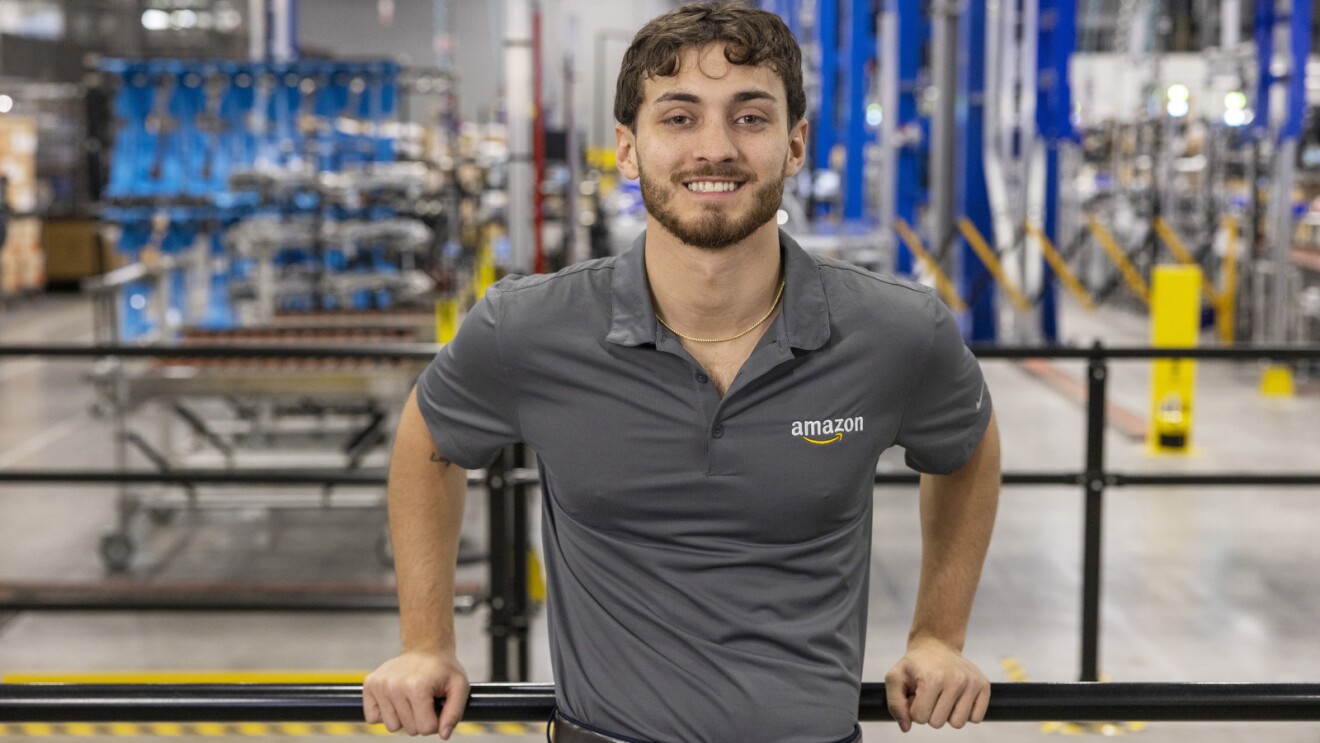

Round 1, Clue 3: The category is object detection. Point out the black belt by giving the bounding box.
[550,710,863,743]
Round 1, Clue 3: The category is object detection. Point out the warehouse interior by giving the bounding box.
[1,0,1320,740]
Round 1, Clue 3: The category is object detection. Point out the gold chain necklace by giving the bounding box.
[655,279,786,344]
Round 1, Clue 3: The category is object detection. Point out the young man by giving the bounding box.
[363,3,999,741]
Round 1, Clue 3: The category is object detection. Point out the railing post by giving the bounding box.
[486,447,513,682]
[511,444,531,682]
[1081,341,1107,682]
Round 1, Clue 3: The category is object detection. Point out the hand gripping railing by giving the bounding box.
[2,682,1320,723]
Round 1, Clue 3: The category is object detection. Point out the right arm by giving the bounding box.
[363,387,470,739]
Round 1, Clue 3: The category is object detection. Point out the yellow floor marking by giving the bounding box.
[148,722,185,736]
[455,721,486,735]
[63,722,98,736]
[366,723,394,736]
[319,722,360,735]
[495,722,532,735]
[21,723,54,736]
[2,670,369,684]
[235,722,270,736]
[192,722,228,736]
[279,722,314,736]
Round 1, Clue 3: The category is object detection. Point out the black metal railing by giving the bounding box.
[2,682,1320,723]
[3,342,1320,685]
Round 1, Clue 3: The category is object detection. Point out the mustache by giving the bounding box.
[672,166,755,183]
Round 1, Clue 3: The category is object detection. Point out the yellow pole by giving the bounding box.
[1218,217,1239,344]
[1024,222,1095,310]
[955,217,1033,313]
[1148,265,1202,455]
[893,218,968,313]
[1154,217,1219,304]
[1087,217,1150,304]
[435,297,460,344]
[475,226,499,300]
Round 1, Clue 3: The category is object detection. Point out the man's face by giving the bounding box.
[616,43,807,250]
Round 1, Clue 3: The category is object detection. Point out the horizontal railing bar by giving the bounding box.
[0,470,541,487]
[968,345,1320,360]
[4,470,1318,489]
[2,682,1319,723]
[3,343,1320,361]
[1109,474,1320,487]
[0,344,440,360]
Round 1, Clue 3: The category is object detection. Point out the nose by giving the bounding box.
[691,120,737,163]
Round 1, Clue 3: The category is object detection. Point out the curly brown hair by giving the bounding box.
[614,1,805,132]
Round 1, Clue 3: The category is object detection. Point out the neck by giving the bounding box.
[645,220,782,341]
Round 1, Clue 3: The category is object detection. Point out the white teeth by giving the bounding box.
[686,181,740,193]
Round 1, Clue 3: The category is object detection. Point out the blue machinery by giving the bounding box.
[100,58,405,341]
[766,0,1307,346]
[764,0,1078,343]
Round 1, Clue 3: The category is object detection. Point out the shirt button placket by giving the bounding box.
[711,423,724,439]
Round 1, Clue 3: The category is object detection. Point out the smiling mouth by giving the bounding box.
[684,180,745,193]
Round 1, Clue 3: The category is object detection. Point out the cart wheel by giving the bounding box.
[375,531,394,568]
[99,533,135,573]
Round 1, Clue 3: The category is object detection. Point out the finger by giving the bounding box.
[908,676,942,726]
[388,681,418,735]
[406,680,441,737]
[928,676,967,729]
[971,682,992,723]
[372,690,404,734]
[948,680,981,729]
[884,667,913,733]
[362,686,381,725]
[438,675,471,739]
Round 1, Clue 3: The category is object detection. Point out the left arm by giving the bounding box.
[885,409,1000,732]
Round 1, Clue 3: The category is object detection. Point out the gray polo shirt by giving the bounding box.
[416,230,991,743]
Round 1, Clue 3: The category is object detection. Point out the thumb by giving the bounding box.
[885,664,914,733]
[437,675,470,740]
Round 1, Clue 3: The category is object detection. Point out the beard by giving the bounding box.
[639,163,785,250]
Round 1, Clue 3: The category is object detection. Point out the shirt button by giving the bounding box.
[711,424,724,439]
[695,372,709,384]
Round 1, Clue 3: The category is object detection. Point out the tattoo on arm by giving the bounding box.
[429,451,450,465]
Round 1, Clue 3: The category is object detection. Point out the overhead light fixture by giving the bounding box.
[1167,99,1189,118]
[1166,83,1190,102]
[141,9,170,31]
[865,103,883,127]
[0,95,12,114]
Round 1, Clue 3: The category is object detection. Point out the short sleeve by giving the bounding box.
[415,289,521,469]
[895,294,992,474]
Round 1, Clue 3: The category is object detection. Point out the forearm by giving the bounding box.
[908,411,1000,650]
[388,387,468,654]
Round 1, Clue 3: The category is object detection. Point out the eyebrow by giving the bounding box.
[652,89,779,107]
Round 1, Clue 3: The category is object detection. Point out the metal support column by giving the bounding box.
[1036,0,1078,343]
[505,0,534,273]
[843,0,875,220]
[957,0,998,341]
[892,0,929,277]
[929,0,960,278]
[813,0,840,218]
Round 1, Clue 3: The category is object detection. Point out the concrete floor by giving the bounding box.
[1,294,1319,741]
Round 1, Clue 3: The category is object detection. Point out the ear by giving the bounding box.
[783,118,808,177]
[616,123,640,180]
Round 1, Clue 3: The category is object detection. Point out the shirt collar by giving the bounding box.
[606,229,830,351]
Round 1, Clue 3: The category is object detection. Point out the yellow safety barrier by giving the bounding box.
[1153,218,1220,305]
[956,218,1033,313]
[475,228,499,301]
[1148,265,1202,455]
[1087,217,1150,304]
[1023,222,1095,311]
[435,297,460,344]
[893,218,968,313]
[1218,217,1239,344]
